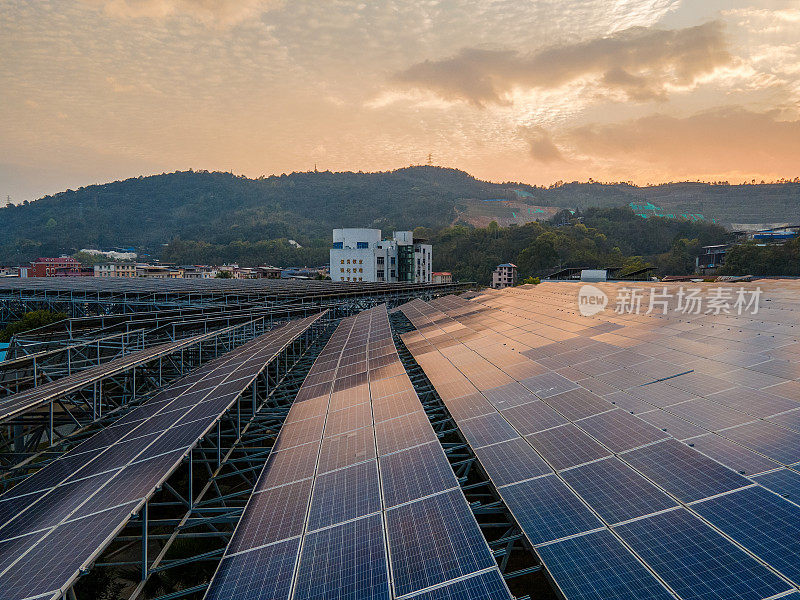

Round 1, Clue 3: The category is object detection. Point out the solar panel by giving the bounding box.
[520,372,579,398]
[227,478,312,553]
[317,426,377,474]
[386,489,497,597]
[375,410,437,455]
[752,468,800,503]
[561,457,677,525]
[457,412,519,449]
[684,433,778,475]
[482,382,536,409]
[692,485,800,583]
[499,400,568,435]
[473,438,552,487]
[622,439,750,503]
[536,529,675,600]
[205,537,300,600]
[403,569,513,600]
[526,424,612,471]
[637,410,707,441]
[294,514,391,600]
[545,387,615,421]
[577,409,669,453]
[615,508,792,600]
[720,421,800,465]
[307,459,381,531]
[380,441,458,507]
[500,475,603,546]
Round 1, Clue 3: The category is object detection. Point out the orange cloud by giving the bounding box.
[567,106,800,176]
[81,0,279,27]
[394,22,730,106]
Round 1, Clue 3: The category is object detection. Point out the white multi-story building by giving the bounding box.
[330,228,432,283]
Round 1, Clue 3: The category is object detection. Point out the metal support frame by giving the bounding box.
[0,315,313,488]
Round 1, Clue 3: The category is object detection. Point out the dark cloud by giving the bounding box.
[395,21,730,106]
[567,106,800,174]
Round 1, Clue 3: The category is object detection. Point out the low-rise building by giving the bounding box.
[696,245,730,275]
[492,263,517,289]
[330,228,432,283]
[432,272,452,284]
[94,263,136,277]
[30,256,82,277]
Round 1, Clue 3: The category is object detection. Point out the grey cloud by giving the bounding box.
[80,0,280,27]
[394,21,730,106]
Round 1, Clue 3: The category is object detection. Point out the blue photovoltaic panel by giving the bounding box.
[536,529,675,600]
[500,400,568,434]
[293,513,390,600]
[637,410,706,441]
[667,398,754,431]
[205,537,300,600]
[227,478,312,553]
[615,508,792,600]
[473,438,552,487]
[404,569,512,600]
[380,441,458,507]
[545,387,613,421]
[685,434,777,475]
[621,439,750,502]
[500,474,602,546]
[386,489,496,597]
[720,421,800,465]
[692,485,800,583]
[576,409,668,453]
[526,424,611,471]
[752,468,800,503]
[457,412,518,449]
[561,458,677,525]
[307,460,380,531]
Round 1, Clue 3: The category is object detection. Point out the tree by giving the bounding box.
[215,270,233,279]
[0,310,68,342]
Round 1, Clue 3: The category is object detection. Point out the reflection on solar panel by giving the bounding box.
[0,312,323,600]
[400,282,800,599]
[206,305,511,600]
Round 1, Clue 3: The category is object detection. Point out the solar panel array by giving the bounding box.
[0,323,250,422]
[400,282,800,600]
[0,312,323,600]
[205,304,512,600]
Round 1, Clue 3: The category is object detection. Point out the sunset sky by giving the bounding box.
[2,0,799,203]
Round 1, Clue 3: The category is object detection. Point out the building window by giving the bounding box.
[333,242,343,249]
[357,241,369,249]
[390,270,396,278]
[377,256,384,265]
[390,257,396,265]
[377,269,384,279]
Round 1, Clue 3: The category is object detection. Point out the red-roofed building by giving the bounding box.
[30,256,82,277]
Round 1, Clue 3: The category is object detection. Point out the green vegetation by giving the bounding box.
[2,167,798,266]
[718,239,800,276]
[0,310,68,342]
[431,207,730,284]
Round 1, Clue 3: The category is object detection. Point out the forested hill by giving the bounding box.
[1,166,798,265]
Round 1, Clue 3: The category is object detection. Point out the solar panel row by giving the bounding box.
[400,284,800,600]
[205,304,511,600]
[0,321,255,422]
[0,312,323,600]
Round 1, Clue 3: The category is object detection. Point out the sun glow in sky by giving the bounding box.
[1,0,799,202]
